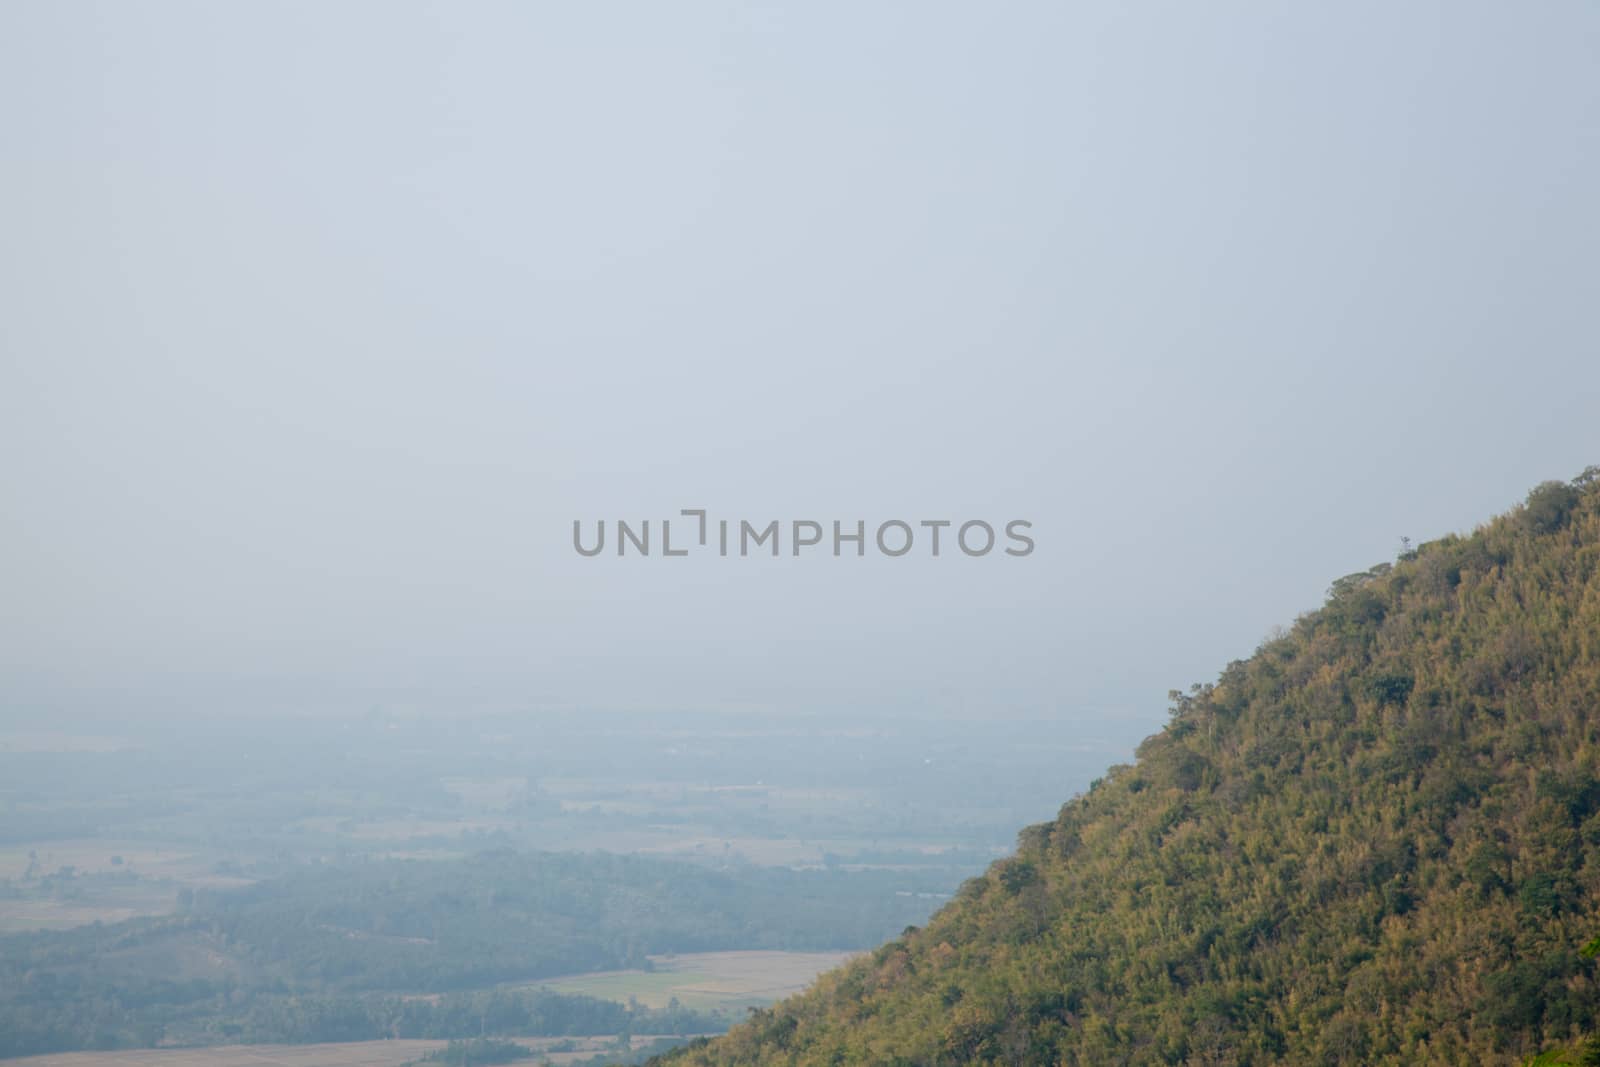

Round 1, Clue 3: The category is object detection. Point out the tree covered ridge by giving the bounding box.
[659,469,1600,1066]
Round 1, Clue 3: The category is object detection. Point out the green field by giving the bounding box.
[531,951,854,1013]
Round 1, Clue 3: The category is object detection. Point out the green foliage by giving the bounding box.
[1365,670,1415,707]
[655,471,1600,1066]
[1525,481,1582,534]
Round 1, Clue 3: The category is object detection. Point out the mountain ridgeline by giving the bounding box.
[659,471,1600,1066]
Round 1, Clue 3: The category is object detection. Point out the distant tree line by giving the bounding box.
[0,848,937,1057]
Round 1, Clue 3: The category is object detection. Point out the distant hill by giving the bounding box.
[658,469,1600,1065]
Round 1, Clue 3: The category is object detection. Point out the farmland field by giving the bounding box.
[530,950,856,1012]
[3,1034,688,1066]
[0,711,1104,1059]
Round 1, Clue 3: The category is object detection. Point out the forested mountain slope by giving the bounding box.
[660,471,1600,1065]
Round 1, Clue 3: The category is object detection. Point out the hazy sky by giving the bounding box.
[3,2,1598,738]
